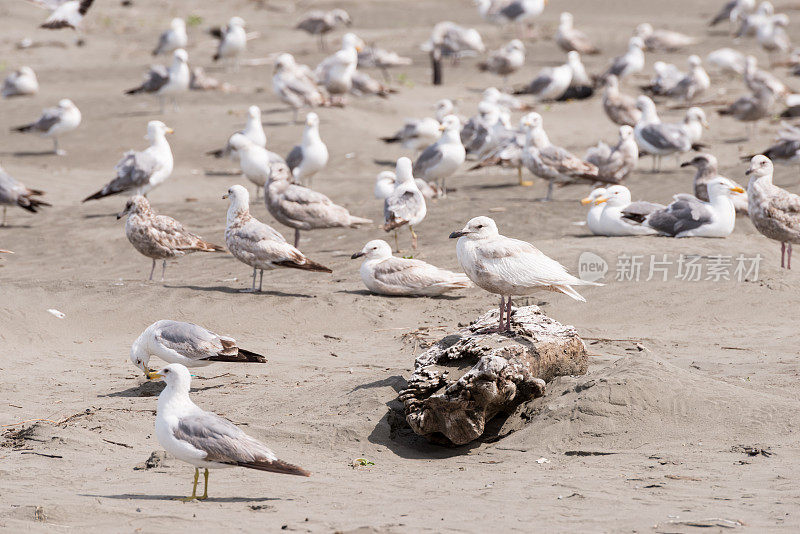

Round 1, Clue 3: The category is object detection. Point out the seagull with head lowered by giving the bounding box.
[130,320,266,376]
[286,112,329,187]
[83,121,174,202]
[27,0,94,30]
[117,195,225,281]
[153,18,187,56]
[210,17,247,70]
[146,364,309,501]
[2,67,39,98]
[207,105,267,160]
[413,115,465,197]
[224,185,332,292]
[12,98,81,155]
[450,216,601,332]
[351,240,471,296]
[125,49,190,113]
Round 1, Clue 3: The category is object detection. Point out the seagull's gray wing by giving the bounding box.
[499,1,525,20]
[30,107,63,132]
[384,189,424,226]
[640,123,688,151]
[646,196,713,236]
[107,150,160,193]
[525,71,553,95]
[155,321,227,361]
[285,145,303,171]
[413,145,443,177]
[621,201,665,223]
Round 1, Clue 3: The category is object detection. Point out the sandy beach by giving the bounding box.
[2,0,800,531]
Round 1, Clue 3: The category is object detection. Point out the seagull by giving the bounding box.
[680,154,749,214]
[295,9,351,51]
[461,102,510,158]
[555,12,599,55]
[374,170,439,200]
[559,51,594,101]
[227,134,286,199]
[592,185,661,236]
[0,163,50,226]
[223,185,332,292]
[265,167,372,247]
[664,55,711,101]
[710,0,755,28]
[717,86,773,139]
[350,71,396,98]
[357,46,412,80]
[635,23,696,52]
[383,157,427,251]
[682,107,709,148]
[124,49,191,113]
[581,187,608,235]
[633,96,693,171]
[272,54,325,124]
[482,87,531,112]
[478,39,525,86]
[601,37,645,82]
[468,117,530,186]
[146,363,310,501]
[746,155,800,268]
[413,115,465,197]
[207,105,267,160]
[210,17,246,70]
[640,178,745,237]
[12,98,81,155]
[285,112,329,187]
[153,18,187,56]
[643,61,687,96]
[423,22,485,85]
[315,33,363,105]
[351,240,471,296]
[744,55,788,97]
[381,117,441,154]
[117,196,225,281]
[450,216,600,332]
[757,14,790,57]
[130,320,266,376]
[83,121,174,202]
[520,112,600,200]
[434,99,456,122]
[27,0,94,30]
[2,66,39,98]
[517,55,573,101]
[602,75,642,127]
[745,121,800,164]
[706,48,747,75]
[486,0,546,33]
[584,125,639,183]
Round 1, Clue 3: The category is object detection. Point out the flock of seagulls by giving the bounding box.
[4,0,800,501]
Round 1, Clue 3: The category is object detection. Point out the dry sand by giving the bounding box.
[2,0,800,532]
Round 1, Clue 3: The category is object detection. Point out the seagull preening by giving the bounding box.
[12,98,81,155]
[224,185,332,292]
[124,49,191,113]
[84,121,174,202]
[130,320,266,375]
[147,364,309,501]
[450,216,600,332]
[383,157,427,251]
[286,113,329,187]
[117,196,225,281]
[351,240,471,296]
[2,66,39,98]
[0,163,50,226]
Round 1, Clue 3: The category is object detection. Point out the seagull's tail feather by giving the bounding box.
[197,240,227,253]
[40,20,75,30]
[277,258,332,273]
[206,148,226,158]
[17,196,51,213]
[83,188,114,202]
[12,123,34,133]
[380,135,401,144]
[236,459,311,477]
[347,216,373,227]
[208,348,267,363]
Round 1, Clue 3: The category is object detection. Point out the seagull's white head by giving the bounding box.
[439,114,461,134]
[274,53,296,71]
[247,105,261,120]
[117,195,150,220]
[146,363,192,392]
[305,112,320,128]
[19,66,35,77]
[351,239,392,260]
[330,9,352,26]
[228,132,251,151]
[635,23,654,38]
[146,120,174,142]
[688,55,702,68]
[229,16,245,28]
[619,125,635,141]
[581,187,608,206]
[171,18,185,30]
[173,48,188,63]
[758,1,774,15]
[520,111,542,130]
[507,39,524,52]
[395,157,414,183]
[595,184,632,207]
[463,28,485,53]
[629,36,645,51]
[708,177,745,199]
[560,12,574,27]
[58,98,74,109]
[450,216,499,240]
[685,106,709,128]
[222,184,251,215]
[129,329,151,376]
[746,155,773,179]
[342,32,364,52]
[482,87,500,102]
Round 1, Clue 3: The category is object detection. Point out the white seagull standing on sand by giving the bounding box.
[633,96,692,172]
[130,320,266,376]
[152,18,188,56]
[295,9,352,51]
[83,121,174,202]
[12,98,81,155]
[223,185,332,292]
[146,364,310,501]
[601,37,645,82]
[413,115,465,197]
[227,134,286,199]
[207,105,267,160]
[116,196,225,281]
[124,49,191,113]
[746,155,800,268]
[2,67,39,98]
[211,17,247,70]
[272,54,325,123]
[450,216,601,332]
[265,167,372,247]
[351,240,471,296]
[555,12,600,55]
[383,157,427,251]
[315,33,363,105]
[28,0,94,30]
[0,163,50,226]
[286,113,329,187]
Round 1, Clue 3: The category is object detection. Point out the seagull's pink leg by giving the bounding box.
[781,242,786,269]
[506,297,513,331]
[789,243,793,270]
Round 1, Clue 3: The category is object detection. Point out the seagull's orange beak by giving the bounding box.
[594,197,608,205]
[146,371,164,380]
[730,186,745,193]
[580,196,594,205]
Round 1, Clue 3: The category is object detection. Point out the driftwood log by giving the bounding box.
[399,305,588,446]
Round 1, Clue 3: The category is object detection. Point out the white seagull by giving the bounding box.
[2,67,39,98]
[207,105,267,160]
[124,49,191,113]
[413,115,466,196]
[28,0,94,30]
[285,112,329,187]
[211,17,247,70]
[383,157,427,251]
[12,98,81,155]
[152,18,188,56]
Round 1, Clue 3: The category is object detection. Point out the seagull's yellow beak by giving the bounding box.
[730,186,745,193]
[165,128,174,134]
[702,120,709,129]
[146,371,164,380]
[438,124,446,131]
[222,193,229,199]
[580,196,594,205]
[356,45,363,52]
[594,197,608,205]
